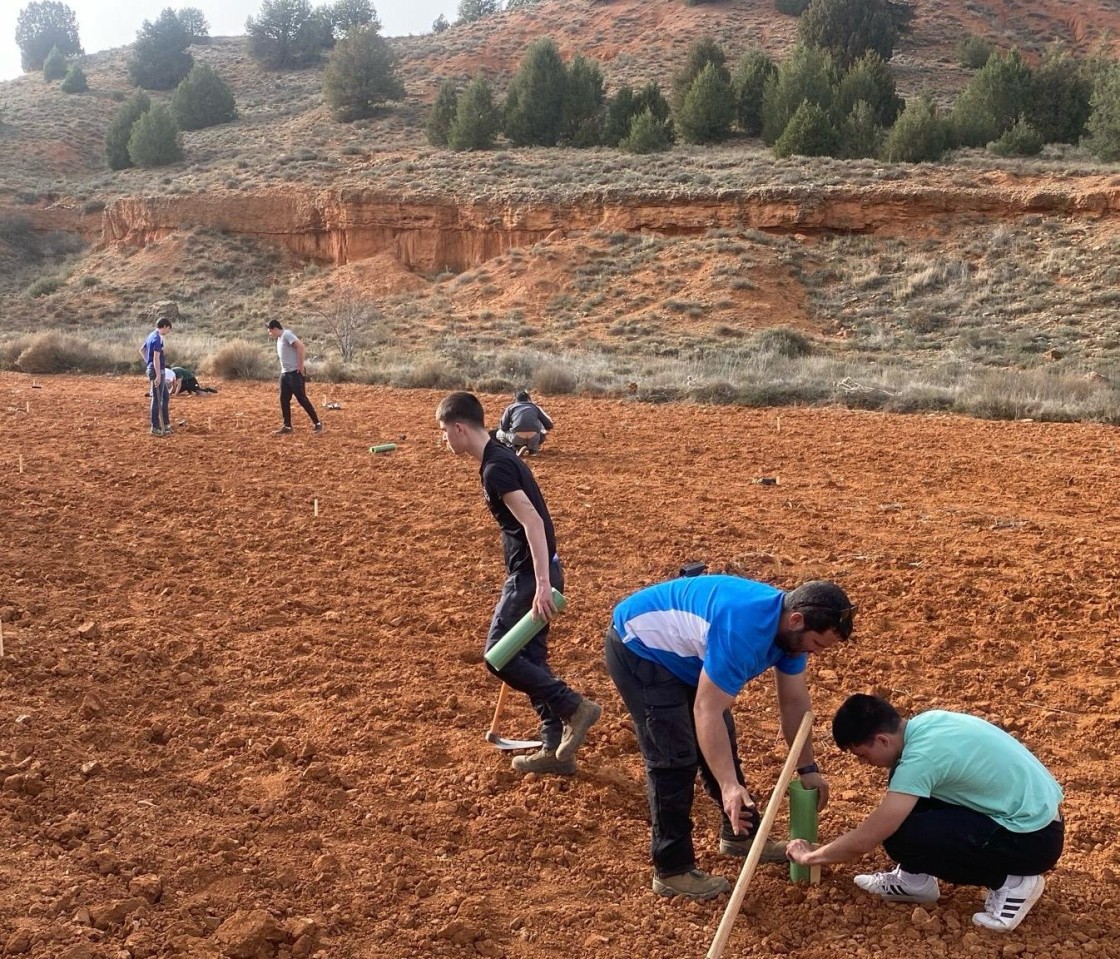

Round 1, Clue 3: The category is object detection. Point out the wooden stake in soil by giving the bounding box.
[313,498,319,517]
[1,620,5,659]
[706,711,815,959]
[18,454,23,474]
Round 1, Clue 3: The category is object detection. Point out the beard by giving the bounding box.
[774,625,806,655]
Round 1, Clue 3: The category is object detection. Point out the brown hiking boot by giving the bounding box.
[652,869,730,901]
[556,698,601,762]
[511,748,576,776]
[719,835,789,863]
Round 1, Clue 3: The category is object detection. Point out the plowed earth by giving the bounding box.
[1,373,1118,959]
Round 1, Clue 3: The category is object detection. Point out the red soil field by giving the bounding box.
[1,373,1118,958]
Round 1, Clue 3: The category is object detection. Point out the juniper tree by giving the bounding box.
[42,44,66,81]
[177,7,210,43]
[171,62,237,130]
[448,74,500,150]
[247,0,334,69]
[457,0,499,24]
[619,107,672,154]
[15,1,81,72]
[732,48,776,136]
[835,51,902,127]
[60,63,87,92]
[562,54,605,146]
[773,100,838,156]
[760,43,837,144]
[105,91,151,170]
[671,37,729,113]
[427,79,459,146]
[503,37,566,146]
[677,61,735,144]
[798,0,897,70]
[881,94,948,162]
[127,8,194,90]
[949,48,1033,147]
[127,102,183,167]
[323,23,403,122]
[1085,66,1120,162]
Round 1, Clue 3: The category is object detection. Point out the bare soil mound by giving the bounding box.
[1,373,1118,958]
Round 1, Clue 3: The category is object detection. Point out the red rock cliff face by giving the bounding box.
[100,182,1120,274]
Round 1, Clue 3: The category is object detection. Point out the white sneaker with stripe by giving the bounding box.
[973,874,1045,931]
[854,865,941,903]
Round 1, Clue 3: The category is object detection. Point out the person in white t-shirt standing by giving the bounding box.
[267,320,323,435]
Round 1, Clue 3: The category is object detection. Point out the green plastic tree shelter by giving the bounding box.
[369,443,397,453]
[483,589,567,671]
[788,779,820,883]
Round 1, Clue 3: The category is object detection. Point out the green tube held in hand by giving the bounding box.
[788,779,819,883]
[370,443,398,454]
[483,589,567,671]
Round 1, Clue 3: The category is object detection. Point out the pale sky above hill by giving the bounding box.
[0,0,460,82]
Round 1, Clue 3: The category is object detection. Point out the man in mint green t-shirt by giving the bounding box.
[786,694,1063,934]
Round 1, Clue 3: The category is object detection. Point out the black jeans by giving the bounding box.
[484,558,579,749]
[279,370,319,427]
[605,627,755,877]
[884,797,1064,888]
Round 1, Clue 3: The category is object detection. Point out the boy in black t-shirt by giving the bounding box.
[437,391,600,774]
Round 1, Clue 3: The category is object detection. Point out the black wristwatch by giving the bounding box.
[796,763,820,777]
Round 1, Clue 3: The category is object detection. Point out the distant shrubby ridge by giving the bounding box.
[11,0,1118,175]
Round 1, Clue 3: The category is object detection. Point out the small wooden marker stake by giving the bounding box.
[18,454,23,475]
[776,415,781,433]
[1,619,5,659]
[313,498,319,517]
[25,401,30,414]
[207,417,212,431]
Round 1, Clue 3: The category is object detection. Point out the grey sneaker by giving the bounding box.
[150,428,165,437]
[556,698,601,762]
[312,422,324,434]
[274,425,293,434]
[719,834,789,863]
[511,748,576,776]
[652,869,730,901]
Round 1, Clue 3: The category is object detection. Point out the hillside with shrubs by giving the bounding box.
[3,0,1120,422]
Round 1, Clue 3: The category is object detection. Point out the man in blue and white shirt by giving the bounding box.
[605,574,855,901]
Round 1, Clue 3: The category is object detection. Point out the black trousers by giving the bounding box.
[279,370,319,426]
[604,627,757,877]
[885,797,1064,888]
[484,559,579,750]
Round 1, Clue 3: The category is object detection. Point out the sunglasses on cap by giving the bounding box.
[794,603,857,640]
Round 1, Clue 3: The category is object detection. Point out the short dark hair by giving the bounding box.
[436,391,485,428]
[156,318,172,330]
[515,389,530,402]
[267,319,283,330]
[784,580,856,639]
[832,694,902,751]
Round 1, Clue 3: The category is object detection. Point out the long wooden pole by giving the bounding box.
[706,711,815,959]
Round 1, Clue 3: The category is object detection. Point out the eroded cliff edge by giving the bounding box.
[17,176,1120,275]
